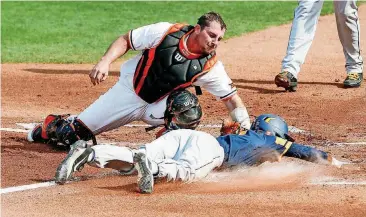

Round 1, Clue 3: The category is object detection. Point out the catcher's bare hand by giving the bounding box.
[90,60,110,85]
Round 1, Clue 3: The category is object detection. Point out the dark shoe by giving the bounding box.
[134,151,154,194]
[55,141,93,184]
[275,71,298,92]
[343,73,363,88]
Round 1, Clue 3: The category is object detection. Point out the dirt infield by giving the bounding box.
[2,6,366,217]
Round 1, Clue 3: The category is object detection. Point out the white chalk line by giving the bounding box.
[12,123,312,132]
[2,178,366,195]
[1,170,124,195]
[1,123,221,134]
[333,142,366,145]
[3,123,313,133]
[0,128,29,133]
[2,123,223,133]
[311,181,366,185]
[1,181,57,194]
[3,124,365,146]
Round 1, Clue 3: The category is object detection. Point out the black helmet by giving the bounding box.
[164,90,203,130]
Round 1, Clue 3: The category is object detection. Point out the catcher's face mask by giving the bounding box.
[164,89,203,130]
[171,105,202,130]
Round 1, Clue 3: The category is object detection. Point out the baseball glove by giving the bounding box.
[220,120,245,136]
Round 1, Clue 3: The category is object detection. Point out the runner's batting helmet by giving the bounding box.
[164,90,203,130]
[251,114,294,141]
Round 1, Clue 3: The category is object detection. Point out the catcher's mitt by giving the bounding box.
[220,120,246,136]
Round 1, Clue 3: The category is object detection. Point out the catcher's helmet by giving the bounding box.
[250,114,294,141]
[164,90,203,130]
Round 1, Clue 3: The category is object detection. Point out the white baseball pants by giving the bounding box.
[77,72,168,135]
[89,129,225,182]
[282,0,363,78]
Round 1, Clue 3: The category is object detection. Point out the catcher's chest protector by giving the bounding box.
[133,24,217,103]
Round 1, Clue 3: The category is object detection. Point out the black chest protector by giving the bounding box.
[133,24,216,103]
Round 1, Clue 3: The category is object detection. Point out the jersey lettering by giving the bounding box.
[174,53,184,62]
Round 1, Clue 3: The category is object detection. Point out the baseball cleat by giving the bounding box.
[343,73,363,88]
[134,151,154,194]
[55,143,93,184]
[275,71,298,92]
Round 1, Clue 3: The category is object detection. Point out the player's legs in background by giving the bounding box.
[281,0,324,78]
[275,0,324,91]
[334,0,363,87]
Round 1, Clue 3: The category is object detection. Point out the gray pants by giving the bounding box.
[282,0,363,78]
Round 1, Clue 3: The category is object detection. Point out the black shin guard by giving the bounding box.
[54,119,94,147]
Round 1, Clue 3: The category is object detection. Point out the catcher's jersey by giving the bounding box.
[122,22,237,101]
[216,130,292,167]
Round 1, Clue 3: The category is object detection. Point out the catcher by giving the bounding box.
[27,11,251,149]
[54,90,343,194]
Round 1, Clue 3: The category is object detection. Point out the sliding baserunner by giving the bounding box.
[55,110,343,194]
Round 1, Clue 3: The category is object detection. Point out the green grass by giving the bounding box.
[1,1,335,63]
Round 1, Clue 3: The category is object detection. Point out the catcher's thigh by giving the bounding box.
[141,95,168,126]
[77,78,148,134]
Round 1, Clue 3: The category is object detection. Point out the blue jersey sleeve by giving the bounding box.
[285,143,329,162]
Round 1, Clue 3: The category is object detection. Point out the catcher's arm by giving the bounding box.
[90,33,131,85]
[222,94,251,129]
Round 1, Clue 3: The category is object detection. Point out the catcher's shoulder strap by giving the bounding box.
[194,86,202,95]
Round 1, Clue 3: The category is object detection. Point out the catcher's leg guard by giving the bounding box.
[28,114,70,144]
[30,114,95,147]
[53,118,94,147]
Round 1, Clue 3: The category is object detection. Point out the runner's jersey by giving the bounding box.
[216,130,293,166]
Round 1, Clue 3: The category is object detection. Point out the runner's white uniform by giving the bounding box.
[77,22,237,135]
[282,0,363,77]
[89,129,225,182]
